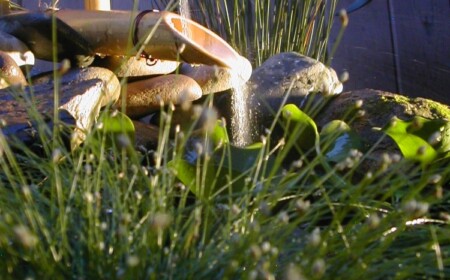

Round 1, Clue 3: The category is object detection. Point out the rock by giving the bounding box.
[0,50,27,89]
[179,56,252,95]
[0,12,95,66]
[314,89,450,171]
[0,78,110,146]
[33,67,121,107]
[248,52,342,97]
[117,74,202,118]
[133,120,159,149]
[94,56,179,78]
[215,52,343,146]
[0,31,35,68]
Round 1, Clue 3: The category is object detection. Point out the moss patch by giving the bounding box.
[412,98,450,119]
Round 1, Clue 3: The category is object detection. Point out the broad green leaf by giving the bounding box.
[281,104,319,151]
[97,111,135,148]
[439,121,450,154]
[215,144,266,173]
[169,142,274,199]
[168,158,217,198]
[320,120,364,162]
[210,119,229,149]
[382,116,444,164]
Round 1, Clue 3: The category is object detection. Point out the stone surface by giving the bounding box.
[0,30,35,68]
[0,78,109,145]
[94,56,179,78]
[179,56,252,95]
[0,12,95,66]
[33,67,121,107]
[0,50,27,89]
[117,74,202,118]
[249,52,343,97]
[133,120,159,149]
[314,89,450,170]
[215,52,343,146]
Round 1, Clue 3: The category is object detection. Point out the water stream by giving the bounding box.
[178,0,192,38]
[177,0,252,147]
[229,83,252,147]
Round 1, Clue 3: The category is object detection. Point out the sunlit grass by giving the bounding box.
[152,0,338,66]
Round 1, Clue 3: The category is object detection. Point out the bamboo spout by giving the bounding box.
[54,10,242,69]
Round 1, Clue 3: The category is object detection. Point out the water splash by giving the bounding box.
[228,56,254,147]
[229,79,252,147]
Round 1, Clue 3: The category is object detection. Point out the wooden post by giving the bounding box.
[84,0,110,11]
[0,0,10,16]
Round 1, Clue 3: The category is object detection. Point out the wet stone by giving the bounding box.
[0,50,27,89]
[215,52,343,146]
[179,56,252,95]
[117,74,202,119]
[0,78,108,145]
[242,52,343,114]
[133,120,160,150]
[314,89,450,171]
[33,66,121,107]
[0,30,35,68]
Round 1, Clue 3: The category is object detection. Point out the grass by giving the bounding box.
[152,0,339,66]
[1,0,449,279]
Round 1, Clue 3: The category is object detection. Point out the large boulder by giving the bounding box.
[179,55,252,95]
[117,74,203,119]
[315,89,450,170]
[215,52,343,146]
[33,67,121,107]
[1,68,121,146]
[0,50,27,89]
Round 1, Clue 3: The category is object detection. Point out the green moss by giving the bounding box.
[419,99,450,119]
[379,93,450,120]
[383,94,410,104]
[373,94,408,115]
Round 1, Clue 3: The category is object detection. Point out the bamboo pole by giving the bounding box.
[0,0,10,16]
[84,0,110,11]
[55,10,242,69]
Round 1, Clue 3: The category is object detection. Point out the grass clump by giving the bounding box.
[0,100,449,279]
[152,0,339,66]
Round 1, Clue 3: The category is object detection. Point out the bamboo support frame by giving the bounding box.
[55,10,242,69]
[84,0,110,11]
[0,0,10,16]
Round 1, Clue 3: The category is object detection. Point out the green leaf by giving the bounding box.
[382,116,446,164]
[169,142,273,199]
[281,104,319,151]
[320,120,364,162]
[97,111,135,148]
[216,145,263,172]
[210,119,229,149]
[168,158,217,198]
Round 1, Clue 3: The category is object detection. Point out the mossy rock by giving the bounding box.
[315,89,450,170]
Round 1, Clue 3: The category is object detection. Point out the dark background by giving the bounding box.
[330,0,449,105]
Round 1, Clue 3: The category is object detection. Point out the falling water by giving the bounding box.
[178,0,192,38]
[176,0,253,146]
[229,78,252,147]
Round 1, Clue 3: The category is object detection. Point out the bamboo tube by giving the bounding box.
[0,0,10,16]
[84,0,110,11]
[55,10,242,69]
